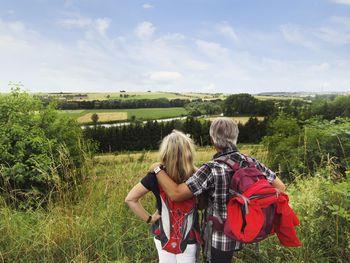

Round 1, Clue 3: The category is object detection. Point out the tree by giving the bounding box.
[223,94,257,116]
[91,113,99,125]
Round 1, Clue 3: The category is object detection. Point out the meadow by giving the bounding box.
[60,109,265,125]
[41,92,225,101]
[58,107,188,123]
[206,116,265,124]
[1,144,348,262]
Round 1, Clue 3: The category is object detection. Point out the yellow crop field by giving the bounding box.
[77,112,127,123]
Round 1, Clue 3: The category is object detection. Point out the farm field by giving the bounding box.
[206,116,265,124]
[59,107,188,123]
[40,92,225,101]
[255,95,304,101]
[98,92,224,101]
[77,112,128,123]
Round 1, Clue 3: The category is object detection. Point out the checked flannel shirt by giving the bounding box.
[185,147,276,251]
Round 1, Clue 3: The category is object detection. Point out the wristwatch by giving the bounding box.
[153,165,164,174]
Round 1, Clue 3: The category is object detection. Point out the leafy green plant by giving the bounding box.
[0,86,88,206]
[263,114,350,181]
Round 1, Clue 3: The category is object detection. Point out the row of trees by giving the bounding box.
[223,93,276,116]
[83,117,267,153]
[51,98,193,110]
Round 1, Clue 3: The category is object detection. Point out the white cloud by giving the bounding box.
[135,21,155,39]
[314,16,350,45]
[280,16,350,49]
[95,18,110,35]
[215,22,239,42]
[142,4,154,9]
[195,39,230,59]
[59,16,110,35]
[59,17,92,29]
[280,24,318,49]
[147,71,183,83]
[331,0,350,5]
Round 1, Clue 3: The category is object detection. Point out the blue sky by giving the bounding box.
[0,0,349,93]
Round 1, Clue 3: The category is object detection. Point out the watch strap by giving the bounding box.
[146,215,152,224]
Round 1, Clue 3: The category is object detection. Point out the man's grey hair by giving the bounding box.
[209,117,239,149]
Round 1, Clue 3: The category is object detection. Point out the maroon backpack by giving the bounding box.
[214,154,277,243]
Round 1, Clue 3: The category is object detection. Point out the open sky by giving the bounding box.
[0,0,349,93]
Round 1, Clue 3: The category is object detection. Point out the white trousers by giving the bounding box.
[154,238,197,263]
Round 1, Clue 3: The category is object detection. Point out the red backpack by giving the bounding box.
[153,186,200,254]
[215,154,278,243]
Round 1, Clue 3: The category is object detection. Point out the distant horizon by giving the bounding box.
[5,89,348,96]
[1,0,349,93]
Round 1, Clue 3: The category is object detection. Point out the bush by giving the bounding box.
[263,114,350,181]
[0,88,88,207]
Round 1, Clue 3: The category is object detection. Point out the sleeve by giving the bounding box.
[251,157,276,183]
[140,172,157,191]
[140,172,161,212]
[185,163,214,196]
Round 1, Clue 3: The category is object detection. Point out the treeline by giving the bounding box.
[304,95,350,120]
[223,93,276,116]
[83,117,267,152]
[50,98,194,110]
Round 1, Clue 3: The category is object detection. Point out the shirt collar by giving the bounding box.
[213,145,238,159]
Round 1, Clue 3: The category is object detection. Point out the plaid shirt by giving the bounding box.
[186,147,276,251]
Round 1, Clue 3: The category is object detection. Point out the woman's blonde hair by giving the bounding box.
[159,130,196,184]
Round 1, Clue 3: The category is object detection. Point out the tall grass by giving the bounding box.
[0,145,349,262]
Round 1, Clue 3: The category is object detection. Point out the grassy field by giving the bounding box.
[59,107,188,123]
[101,92,224,101]
[77,112,128,123]
[0,145,349,262]
[40,92,225,101]
[255,95,304,101]
[206,116,265,124]
[0,145,264,263]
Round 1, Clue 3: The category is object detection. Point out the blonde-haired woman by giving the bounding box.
[125,130,199,263]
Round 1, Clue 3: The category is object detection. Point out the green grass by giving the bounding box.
[58,107,188,123]
[0,145,349,262]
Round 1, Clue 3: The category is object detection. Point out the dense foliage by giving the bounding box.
[84,118,211,152]
[223,93,275,116]
[184,101,222,116]
[0,89,87,206]
[52,98,192,110]
[305,95,350,120]
[263,114,350,181]
[83,116,267,152]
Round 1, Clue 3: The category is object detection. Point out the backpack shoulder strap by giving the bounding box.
[214,152,249,172]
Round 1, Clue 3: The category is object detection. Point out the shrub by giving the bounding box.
[0,88,87,207]
[263,114,350,181]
